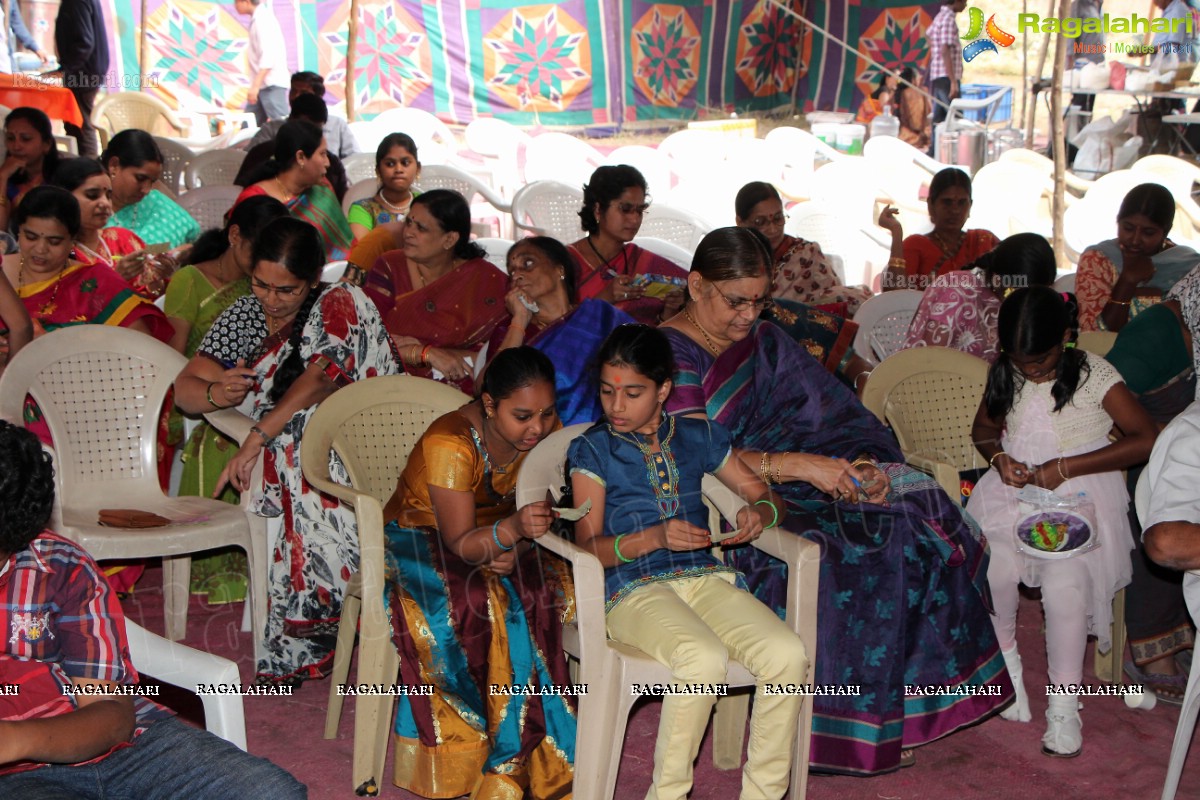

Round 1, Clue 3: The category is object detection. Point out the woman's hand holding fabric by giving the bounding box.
[114,251,148,282]
[513,501,554,540]
[798,454,859,499]
[426,347,473,382]
[852,462,890,505]
[504,286,535,329]
[657,518,711,552]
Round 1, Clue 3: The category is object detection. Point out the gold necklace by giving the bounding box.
[19,257,70,317]
[682,307,722,355]
[930,228,964,256]
[275,176,295,202]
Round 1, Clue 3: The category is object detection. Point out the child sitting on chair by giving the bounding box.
[0,420,307,798]
[567,324,809,800]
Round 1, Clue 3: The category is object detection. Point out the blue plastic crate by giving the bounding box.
[959,83,1013,123]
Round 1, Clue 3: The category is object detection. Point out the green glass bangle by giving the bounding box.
[492,520,513,552]
[755,498,780,529]
[614,534,635,564]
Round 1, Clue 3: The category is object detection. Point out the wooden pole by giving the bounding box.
[1020,0,1028,129]
[139,0,148,88]
[1050,0,1071,270]
[345,0,359,121]
[1024,0,1057,146]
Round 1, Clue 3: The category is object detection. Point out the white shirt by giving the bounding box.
[247,2,289,89]
[1143,398,1200,531]
[0,21,12,74]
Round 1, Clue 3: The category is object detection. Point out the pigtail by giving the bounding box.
[1050,291,1090,412]
[984,351,1020,421]
[268,284,325,404]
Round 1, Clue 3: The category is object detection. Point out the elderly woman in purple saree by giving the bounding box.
[662,227,1012,775]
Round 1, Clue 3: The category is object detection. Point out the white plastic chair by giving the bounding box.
[967,161,1054,239]
[414,163,512,237]
[764,125,843,166]
[1135,471,1200,800]
[723,137,786,187]
[474,237,514,273]
[463,117,531,200]
[91,92,187,148]
[125,619,247,749]
[810,158,890,228]
[322,260,348,283]
[300,375,469,796]
[511,180,585,243]
[657,128,727,178]
[178,185,241,232]
[998,148,1095,194]
[341,152,379,185]
[852,289,924,364]
[514,424,817,800]
[153,136,193,196]
[1053,273,1077,294]
[637,203,713,251]
[341,178,379,217]
[0,326,262,644]
[347,122,383,158]
[605,144,675,194]
[520,132,604,187]
[945,87,1012,130]
[785,201,888,288]
[632,236,693,269]
[369,107,457,153]
[1131,154,1200,230]
[862,136,943,210]
[183,149,247,190]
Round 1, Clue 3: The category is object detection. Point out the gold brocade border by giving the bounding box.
[393,735,488,798]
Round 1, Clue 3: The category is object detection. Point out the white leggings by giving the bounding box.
[989,541,1089,686]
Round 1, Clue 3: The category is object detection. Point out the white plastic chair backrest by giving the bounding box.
[54,134,79,156]
[632,236,693,269]
[514,423,594,508]
[520,132,603,186]
[322,260,348,283]
[341,152,379,185]
[723,138,784,186]
[370,108,457,152]
[0,326,184,503]
[464,117,531,160]
[183,149,246,190]
[93,92,185,137]
[1053,273,1077,294]
[810,158,887,222]
[510,180,584,242]
[765,125,843,163]
[852,290,923,363]
[414,163,509,211]
[783,201,859,282]
[178,185,240,232]
[341,178,379,216]
[637,203,713,251]
[153,294,166,310]
[475,237,514,273]
[605,144,674,194]
[657,128,725,172]
[152,136,194,197]
[947,87,1011,130]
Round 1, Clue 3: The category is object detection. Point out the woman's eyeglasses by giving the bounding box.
[707,280,773,313]
[750,211,787,228]
[613,200,652,216]
[251,279,305,297]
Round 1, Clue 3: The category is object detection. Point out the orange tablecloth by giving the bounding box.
[0,73,83,126]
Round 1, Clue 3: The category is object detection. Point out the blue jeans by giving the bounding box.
[0,717,307,799]
[249,85,290,126]
[931,76,952,125]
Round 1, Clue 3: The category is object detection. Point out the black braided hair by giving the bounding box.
[250,217,326,404]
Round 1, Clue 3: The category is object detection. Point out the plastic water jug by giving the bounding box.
[870,105,900,140]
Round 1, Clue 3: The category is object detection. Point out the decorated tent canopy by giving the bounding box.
[96,0,936,126]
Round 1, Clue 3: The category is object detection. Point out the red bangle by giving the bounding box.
[420,344,432,365]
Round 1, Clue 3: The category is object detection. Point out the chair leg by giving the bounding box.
[1162,662,1200,800]
[325,591,362,739]
[600,680,637,800]
[1094,588,1126,683]
[712,692,750,770]
[791,695,813,800]
[352,642,398,796]
[162,555,191,641]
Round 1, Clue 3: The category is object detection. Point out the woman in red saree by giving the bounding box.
[567,164,687,325]
[360,188,507,395]
[0,108,60,233]
[879,167,999,291]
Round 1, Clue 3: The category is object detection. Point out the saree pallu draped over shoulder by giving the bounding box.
[662,322,1013,775]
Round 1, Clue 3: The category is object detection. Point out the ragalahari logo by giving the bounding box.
[961,7,1016,61]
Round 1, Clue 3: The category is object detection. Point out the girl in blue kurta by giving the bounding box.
[567,324,809,800]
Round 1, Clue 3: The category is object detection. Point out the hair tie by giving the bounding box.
[1061,291,1069,302]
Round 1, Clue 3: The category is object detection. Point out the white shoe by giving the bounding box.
[1042,694,1082,758]
[1000,647,1031,722]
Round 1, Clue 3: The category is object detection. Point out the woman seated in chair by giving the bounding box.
[103,129,202,250]
[51,157,175,299]
[734,180,871,315]
[895,67,932,151]
[878,167,1000,291]
[383,346,574,799]
[567,164,687,325]
[0,108,59,236]
[347,132,421,240]
[903,232,1058,362]
[1076,183,1200,332]
[174,217,399,684]
[659,226,1012,774]
[236,120,353,262]
[856,73,897,125]
[359,188,508,394]
[568,324,808,800]
[486,236,635,424]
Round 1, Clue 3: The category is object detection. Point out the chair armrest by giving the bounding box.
[751,529,819,666]
[904,453,962,503]
[532,534,610,678]
[202,406,255,445]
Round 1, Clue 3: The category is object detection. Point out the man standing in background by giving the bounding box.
[927,0,967,126]
[234,0,290,124]
[54,0,108,158]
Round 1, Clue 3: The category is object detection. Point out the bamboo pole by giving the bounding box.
[139,0,147,88]
[1024,0,1057,146]
[1020,0,1028,128]
[345,0,359,121]
[1050,0,1071,269]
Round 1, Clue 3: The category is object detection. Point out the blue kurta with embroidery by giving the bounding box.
[567,414,742,610]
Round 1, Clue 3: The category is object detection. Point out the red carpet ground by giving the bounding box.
[121,566,1199,799]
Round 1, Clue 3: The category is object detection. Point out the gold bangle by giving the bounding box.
[773,453,784,484]
[206,382,223,409]
[989,451,1006,467]
[1105,298,1131,307]
[1057,456,1069,482]
[888,257,907,269]
[851,458,876,470]
[760,452,773,485]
